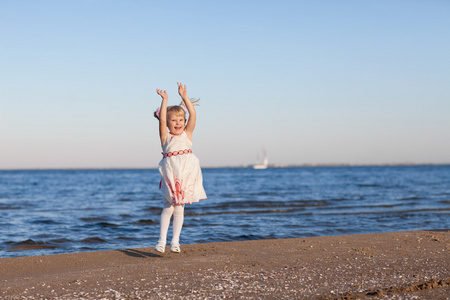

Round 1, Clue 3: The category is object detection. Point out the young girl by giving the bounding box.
[154,82,207,253]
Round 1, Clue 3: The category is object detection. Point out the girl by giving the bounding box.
[154,82,207,253]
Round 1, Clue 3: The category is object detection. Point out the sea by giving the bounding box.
[1,165,449,258]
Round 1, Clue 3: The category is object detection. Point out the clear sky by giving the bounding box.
[1,0,449,169]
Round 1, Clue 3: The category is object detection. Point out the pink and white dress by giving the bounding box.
[158,131,207,205]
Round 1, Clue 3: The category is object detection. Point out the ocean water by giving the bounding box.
[0,166,449,258]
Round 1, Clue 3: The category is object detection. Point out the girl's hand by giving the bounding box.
[156,89,168,100]
[177,82,188,99]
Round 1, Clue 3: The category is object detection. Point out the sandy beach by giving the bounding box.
[1,230,449,299]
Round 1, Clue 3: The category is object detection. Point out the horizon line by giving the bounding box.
[1,162,449,171]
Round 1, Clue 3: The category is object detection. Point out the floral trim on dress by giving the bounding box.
[163,175,198,205]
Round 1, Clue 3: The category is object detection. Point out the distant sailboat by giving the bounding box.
[253,148,269,169]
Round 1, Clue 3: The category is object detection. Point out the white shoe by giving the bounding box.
[170,243,181,253]
[155,242,166,253]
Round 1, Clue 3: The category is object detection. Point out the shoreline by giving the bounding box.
[1,230,449,299]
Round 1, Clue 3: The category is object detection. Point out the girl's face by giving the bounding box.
[167,112,186,135]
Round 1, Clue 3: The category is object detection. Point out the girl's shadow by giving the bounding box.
[118,249,161,258]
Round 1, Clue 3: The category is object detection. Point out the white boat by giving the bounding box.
[253,149,268,169]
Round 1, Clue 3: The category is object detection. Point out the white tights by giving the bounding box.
[158,203,185,245]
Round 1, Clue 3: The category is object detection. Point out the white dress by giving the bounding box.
[158,131,207,205]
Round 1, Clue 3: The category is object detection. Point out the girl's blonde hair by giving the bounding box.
[154,99,200,120]
[167,105,186,118]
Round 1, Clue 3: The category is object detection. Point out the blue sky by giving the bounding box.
[1,0,449,169]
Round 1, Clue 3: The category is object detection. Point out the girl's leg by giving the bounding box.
[171,204,185,246]
[157,203,174,246]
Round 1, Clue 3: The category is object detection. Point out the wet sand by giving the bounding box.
[1,230,449,299]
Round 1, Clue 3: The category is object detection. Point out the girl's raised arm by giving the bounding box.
[177,82,196,141]
[156,89,169,146]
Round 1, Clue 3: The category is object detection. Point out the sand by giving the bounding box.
[0,230,449,299]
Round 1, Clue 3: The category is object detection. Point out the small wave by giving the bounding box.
[121,192,136,195]
[357,184,382,187]
[399,196,423,200]
[96,222,120,228]
[203,200,329,210]
[0,204,22,210]
[116,236,139,241]
[143,206,162,212]
[233,233,278,241]
[235,234,263,241]
[320,207,450,215]
[252,200,329,209]
[80,237,107,244]
[50,238,72,244]
[220,193,242,199]
[132,219,158,225]
[437,192,450,196]
[80,217,107,222]
[6,239,60,252]
[322,203,404,210]
[186,208,301,216]
[31,219,61,225]
[248,191,279,197]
